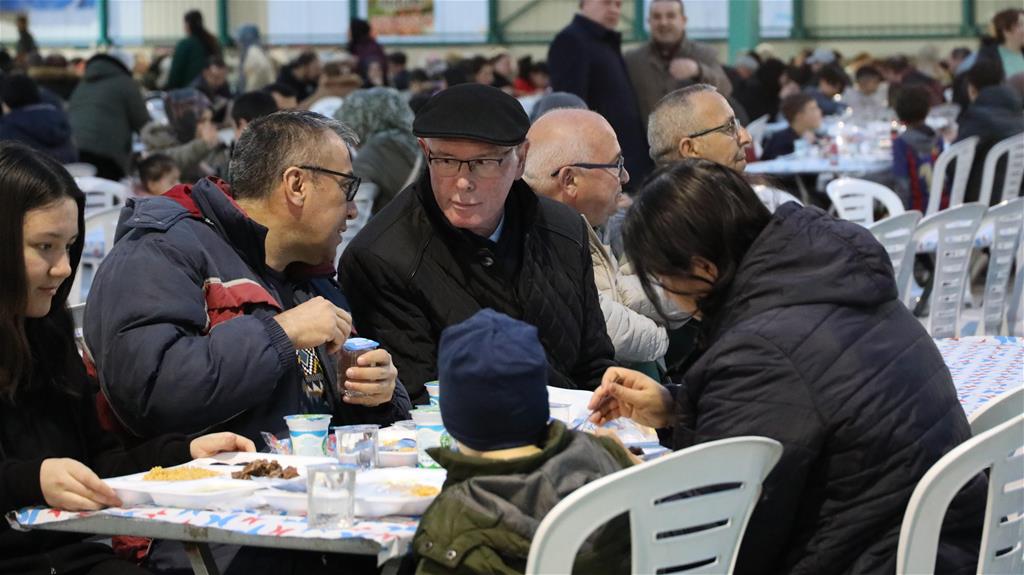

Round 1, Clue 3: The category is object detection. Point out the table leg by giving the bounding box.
[796,177,811,206]
[184,542,221,575]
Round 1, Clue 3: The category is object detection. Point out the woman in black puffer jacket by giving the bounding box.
[589,159,985,575]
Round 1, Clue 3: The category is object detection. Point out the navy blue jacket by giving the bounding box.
[84,178,411,443]
[675,203,984,574]
[548,14,653,187]
[0,103,77,164]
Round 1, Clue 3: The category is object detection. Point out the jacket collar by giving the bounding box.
[427,421,572,485]
[571,13,622,47]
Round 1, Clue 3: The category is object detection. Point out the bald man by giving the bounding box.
[524,109,687,365]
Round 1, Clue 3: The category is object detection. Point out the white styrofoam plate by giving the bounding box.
[146,479,263,509]
[353,468,446,517]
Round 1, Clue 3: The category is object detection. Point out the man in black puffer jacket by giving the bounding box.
[340,84,615,404]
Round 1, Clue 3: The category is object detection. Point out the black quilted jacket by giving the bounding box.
[340,174,615,404]
[675,203,985,574]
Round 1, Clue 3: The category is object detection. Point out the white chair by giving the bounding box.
[63,162,97,178]
[978,133,1024,206]
[1010,237,1024,337]
[746,114,770,160]
[896,414,1023,575]
[927,136,979,216]
[76,176,129,213]
[525,437,783,575]
[69,206,123,305]
[972,199,1023,335]
[911,203,987,337]
[827,178,905,226]
[969,387,1024,436]
[869,211,922,304]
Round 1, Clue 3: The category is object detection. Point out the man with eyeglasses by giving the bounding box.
[341,84,615,404]
[86,110,411,450]
[524,109,691,373]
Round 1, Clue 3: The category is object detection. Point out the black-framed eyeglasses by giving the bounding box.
[298,165,361,201]
[549,155,626,182]
[686,117,741,140]
[426,150,512,179]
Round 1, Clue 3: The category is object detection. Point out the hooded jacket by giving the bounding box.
[412,421,634,575]
[340,174,616,404]
[674,203,985,574]
[0,102,77,164]
[67,55,150,172]
[955,85,1024,204]
[84,177,411,442]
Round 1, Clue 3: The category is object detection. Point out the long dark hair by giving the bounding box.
[0,142,86,400]
[185,10,222,59]
[624,160,771,339]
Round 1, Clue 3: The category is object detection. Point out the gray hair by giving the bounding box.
[522,109,604,197]
[229,109,359,200]
[647,83,717,165]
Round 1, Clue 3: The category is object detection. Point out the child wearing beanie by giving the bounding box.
[411,309,634,575]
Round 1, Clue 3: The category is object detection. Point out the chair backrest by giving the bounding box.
[869,210,923,303]
[928,136,979,216]
[978,198,1024,335]
[69,206,124,305]
[1009,236,1024,337]
[746,115,770,160]
[978,133,1024,206]
[896,414,1023,575]
[969,387,1024,436]
[913,203,987,337]
[76,176,129,212]
[525,436,783,575]
[63,162,97,178]
[827,177,906,225]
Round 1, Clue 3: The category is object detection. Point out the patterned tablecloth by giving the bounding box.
[936,336,1023,415]
[9,337,1021,558]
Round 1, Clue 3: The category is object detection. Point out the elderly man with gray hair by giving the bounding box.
[524,108,689,371]
[86,109,411,446]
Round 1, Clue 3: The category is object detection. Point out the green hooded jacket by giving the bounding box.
[412,421,634,575]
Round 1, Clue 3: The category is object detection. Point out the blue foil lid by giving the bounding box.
[343,338,379,352]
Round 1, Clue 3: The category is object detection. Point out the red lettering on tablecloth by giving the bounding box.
[144,510,167,519]
[269,526,293,536]
[242,517,261,525]
[48,510,62,518]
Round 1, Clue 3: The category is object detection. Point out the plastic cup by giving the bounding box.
[410,407,447,469]
[307,463,356,529]
[334,424,379,469]
[549,402,572,424]
[284,414,332,456]
[424,381,440,406]
[338,338,380,398]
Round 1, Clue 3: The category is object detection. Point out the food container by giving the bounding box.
[353,468,446,517]
[146,479,262,509]
[338,338,380,398]
[283,414,332,456]
[259,488,308,514]
[378,438,418,467]
[424,381,440,406]
[410,407,447,469]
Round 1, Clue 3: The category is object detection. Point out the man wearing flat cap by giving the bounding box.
[340,83,615,404]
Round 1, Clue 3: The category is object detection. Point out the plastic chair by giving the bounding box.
[827,178,905,226]
[525,436,783,575]
[976,199,1023,335]
[927,136,979,216]
[978,133,1024,206]
[76,176,129,213]
[63,162,97,178]
[746,115,770,160]
[69,206,123,305]
[911,203,987,337]
[969,387,1024,436]
[1010,237,1024,337]
[869,211,922,304]
[896,414,1023,575]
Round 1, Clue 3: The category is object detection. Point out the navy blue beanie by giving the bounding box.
[438,309,549,452]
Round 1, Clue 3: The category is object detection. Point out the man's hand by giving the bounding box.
[273,297,353,355]
[669,58,701,81]
[341,348,398,407]
[40,458,122,511]
[189,432,256,459]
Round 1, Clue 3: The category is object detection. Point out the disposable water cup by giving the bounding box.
[549,402,572,423]
[307,463,356,529]
[334,424,379,469]
[284,414,332,457]
[424,381,440,406]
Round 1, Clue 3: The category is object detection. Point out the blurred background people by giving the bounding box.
[0,74,77,164]
[235,24,275,93]
[166,10,222,90]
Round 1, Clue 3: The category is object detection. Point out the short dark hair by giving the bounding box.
[1,74,41,109]
[894,85,931,124]
[388,52,407,66]
[231,90,278,125]
[884,56,911,73]
[0,142,86,400]
[855,65,882,82]
[624,159,771,328]
[263,82,297,99]
[409,68,429,83]
[818,64,849,90]
[992,9,1024,44]
[780,92,815,124]
[950,47,971,60]
[229,110,358,200]
[137,153,178,185]
[292,50,318,68]
[967,58,1003,92]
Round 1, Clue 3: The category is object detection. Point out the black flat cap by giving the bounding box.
[413,83,529,146]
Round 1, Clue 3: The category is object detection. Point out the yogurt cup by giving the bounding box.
[284,414,332,457]
[424,381,440,406]
[410,407,448,469]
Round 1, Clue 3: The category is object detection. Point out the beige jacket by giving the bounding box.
[624,39,733,123]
